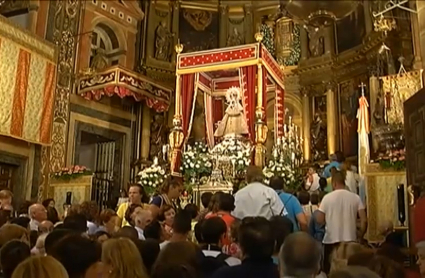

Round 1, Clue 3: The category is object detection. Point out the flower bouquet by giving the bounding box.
[376,149,406,171]
[51,165,92,181]
[181,142,212,183]
[138,158,167,190]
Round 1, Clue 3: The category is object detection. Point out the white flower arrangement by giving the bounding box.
[138,159,167,188]
[211,136,252,174]
[181,142,212,181]
[263,159,295,186]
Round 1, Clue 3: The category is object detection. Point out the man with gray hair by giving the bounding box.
[279,232,324,278]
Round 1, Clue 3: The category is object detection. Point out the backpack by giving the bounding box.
[200,251,230,278]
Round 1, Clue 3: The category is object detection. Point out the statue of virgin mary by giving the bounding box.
[214,87,249,137]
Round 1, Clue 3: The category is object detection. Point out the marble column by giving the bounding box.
[302,94,311,161]
[326,86,337,156]
[411,1,423,69]
[416,0,425,72]
[300,27,309,60]
[140,104,152,160]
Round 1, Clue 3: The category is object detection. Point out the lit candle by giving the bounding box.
[284,124,287,134]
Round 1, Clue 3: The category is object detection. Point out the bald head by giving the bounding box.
[279,232,321,277]
[28,204,47,222]
[39,220,54,233]
[135,210,153,229]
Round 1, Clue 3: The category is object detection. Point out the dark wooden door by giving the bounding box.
[0,163,15,191]
[404,88,425,192]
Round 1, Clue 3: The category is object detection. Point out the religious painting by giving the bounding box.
[179,8,219,52]
[336,5,366,53]
[311,95,327,161]
[338,78,368,158]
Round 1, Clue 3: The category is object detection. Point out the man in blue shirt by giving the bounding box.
[269,176,307,232]
[323,152,343,178]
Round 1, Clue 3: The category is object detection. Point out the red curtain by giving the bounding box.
[262,66,268,121]
[275,85,285,139]
[181,74,196,137]
[213,98,223,126]
[241,66,256,141]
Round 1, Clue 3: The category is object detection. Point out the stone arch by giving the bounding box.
[90,16,127,52]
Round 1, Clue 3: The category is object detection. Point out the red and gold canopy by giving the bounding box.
[77,65,173,113]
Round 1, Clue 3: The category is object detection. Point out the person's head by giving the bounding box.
[172,211,192,236]
[239,217,274,260]
[201,217,227,246]
[331,170,346,190]
[335,151,345,163]
[99,209,118,234]
[183,204,198,220]
[0,240,31,278]
[46,206,60,224]
[42,198,55,208]
[114,226,138,241]
[39,220,54,233]
[0,224,29,248]
[355,254,405,278]
[79,201,99,223]
[160,177,183,200]
[158,205,175,226]
[310,193,319,206]
[134,239,160,275]
[152,241,201,278]
[347,250,375,267]
[329,266,381,278]
[378,220,394,236]
[200,192,213,209]
[417,245,425,277]
[270,215,293,255]
[33,233,48,256]
[102,238,148,278]
[128,184,144,205]
[0,190,13,208]
[279,232,321,277]
[208,192,224,213]
[269,176,284,191]
[308,167,316,175]
[330,166,338,177]
[44,229,71,255]
[319,177,327,191]
[297,191,310,205]
[51,234,102,278]
[10,217,30,230]
[217,193,235,212]
[144,221,165,241]
[94,231,110,244]
[194,219,204,244]
[134,210,153,230]
[63,213,87,233]
[28,203,47,222]
[11,255,68,278]
[330,242,366,273]
[124,204,143,227]
[246,166,264,184]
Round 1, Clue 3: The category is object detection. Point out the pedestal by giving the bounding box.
[49,175,93,215]
[365,164,408,243]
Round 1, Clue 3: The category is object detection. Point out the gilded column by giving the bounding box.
[411,1,423,69]
[254,63,268,167]
[300,27,309,60]
[302,93,311,161]
[140,104,152,160]
[219,5,228,47]
[326,84,337,156]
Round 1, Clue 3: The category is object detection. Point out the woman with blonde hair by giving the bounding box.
[11,255,68,278]
[0,224,29,248]
[330,242,367,273]
[102,238,148,278]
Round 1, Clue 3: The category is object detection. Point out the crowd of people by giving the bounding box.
[0,163,421,278]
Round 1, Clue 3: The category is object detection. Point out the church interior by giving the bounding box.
[1,0,425,254]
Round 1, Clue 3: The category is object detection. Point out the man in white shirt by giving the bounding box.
[305,167,320,193]
[316,170,367,273]
[134,210,153,240]
[28,203,47,231]
[232,166,286,220]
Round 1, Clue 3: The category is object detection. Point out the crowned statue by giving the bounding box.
[214,87,249,138]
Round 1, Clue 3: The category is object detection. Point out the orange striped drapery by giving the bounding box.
[0,37,56,145]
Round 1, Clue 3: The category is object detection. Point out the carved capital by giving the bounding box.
[325,81,337,92]
[220,5,228,15]
[244,5,252,15]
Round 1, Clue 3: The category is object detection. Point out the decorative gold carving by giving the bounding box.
[275,17,294,62]
[155,8,168,18]
[228,17,244,25]
[0,0,31,16]
[183,9,212,31]
[39,0,82,202]
[155,21,174,62]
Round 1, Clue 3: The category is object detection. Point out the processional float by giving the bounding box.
[168,34,285,201]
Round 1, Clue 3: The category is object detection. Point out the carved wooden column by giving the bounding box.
[300,27,309,60]
[411,1,423,69]
[219,5,228,47]
[244,4,253,43]
[324,26,335,55]
[140,104,152,160]
[302,93,311,161]
[326,84,337,156]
